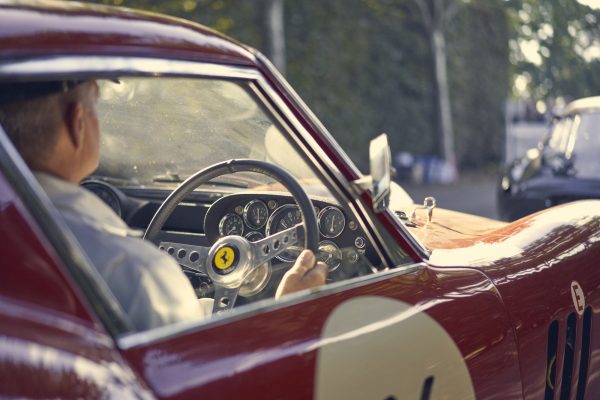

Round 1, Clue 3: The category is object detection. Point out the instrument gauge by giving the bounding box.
[318,206,345,238]
[243,200,269,229]
[317,240,342,271]
[219,213,244,236]
[266,204,304,262]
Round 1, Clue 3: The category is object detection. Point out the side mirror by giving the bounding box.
[353,134,392,213]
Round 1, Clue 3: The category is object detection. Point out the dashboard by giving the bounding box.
[81,179,379,300]
[204,192,376,273]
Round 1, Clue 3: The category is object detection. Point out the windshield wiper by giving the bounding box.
[153,172,183,183]
[152,173,249,188]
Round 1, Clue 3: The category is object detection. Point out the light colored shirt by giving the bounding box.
[35,172,211,331]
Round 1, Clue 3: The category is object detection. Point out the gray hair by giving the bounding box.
[0,85,87,166]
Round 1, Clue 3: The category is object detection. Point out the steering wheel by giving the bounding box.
[143,159,319,313]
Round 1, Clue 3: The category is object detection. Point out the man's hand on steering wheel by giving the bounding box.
[276,249,328,300]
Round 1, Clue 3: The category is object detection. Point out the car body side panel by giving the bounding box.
[121,266,522,399]
[430,200,600,398]
[0,171,154,399]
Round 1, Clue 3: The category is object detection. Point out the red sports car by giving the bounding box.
[1,1,599,399]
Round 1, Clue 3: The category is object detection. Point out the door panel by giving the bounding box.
[121,265,522,399]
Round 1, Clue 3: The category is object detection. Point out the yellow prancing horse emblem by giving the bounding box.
[214,246,236,270]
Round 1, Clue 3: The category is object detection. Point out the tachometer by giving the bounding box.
[219,213,244,236]
[266,204,304,262]
[318,206,345,238]
[243,200,269,229]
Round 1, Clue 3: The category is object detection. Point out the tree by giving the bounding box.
[413,0,461,177]
[266,0,286,75]
[508,0,600,103]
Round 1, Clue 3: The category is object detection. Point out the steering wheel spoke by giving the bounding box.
[250,223,302,267]
[159,241,209,273]
[212,285,240,313]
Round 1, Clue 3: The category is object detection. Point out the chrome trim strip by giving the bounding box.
[117,262,426,349]
[0,56,258,80]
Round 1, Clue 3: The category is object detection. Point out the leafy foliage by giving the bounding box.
[83,0,553,170]
[507,0,600,102]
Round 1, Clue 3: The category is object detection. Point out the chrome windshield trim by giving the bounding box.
[117,262,425,350]
[0,56,259,80]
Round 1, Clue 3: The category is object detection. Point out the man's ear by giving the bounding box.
[64,102,85,150]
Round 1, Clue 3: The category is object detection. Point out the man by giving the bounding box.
[0,80,327,331]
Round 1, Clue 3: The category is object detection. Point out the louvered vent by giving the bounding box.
[576,307,592,400]
[545,307,593,400]
[559,313,577,400]
[544,320,559,400]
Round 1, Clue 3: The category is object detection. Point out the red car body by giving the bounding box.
[1,2,600,399]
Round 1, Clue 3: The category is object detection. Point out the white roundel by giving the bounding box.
[315,296,475,400]
[571,281,585,316]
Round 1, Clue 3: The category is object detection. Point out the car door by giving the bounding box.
[117,262,523,399]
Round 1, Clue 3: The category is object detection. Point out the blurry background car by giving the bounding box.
[497,96,600,221]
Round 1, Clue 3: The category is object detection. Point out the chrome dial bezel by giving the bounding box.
[218,213,244,236]
[318,206,346,238]
[243,199,269,230]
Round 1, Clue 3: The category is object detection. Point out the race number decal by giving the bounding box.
[315,296,475,400]
[571,281,585,316]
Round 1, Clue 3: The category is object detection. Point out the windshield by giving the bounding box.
[96,77,317,187]
[547,117,574,154]
[569,111,600,179]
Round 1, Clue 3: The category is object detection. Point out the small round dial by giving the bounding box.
[244,231,264,242]
[244,200,269,229]
[317,240,342,271]
[318,206,345,238]
[219,213,244,236]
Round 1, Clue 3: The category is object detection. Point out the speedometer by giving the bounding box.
[266,204,304,262]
